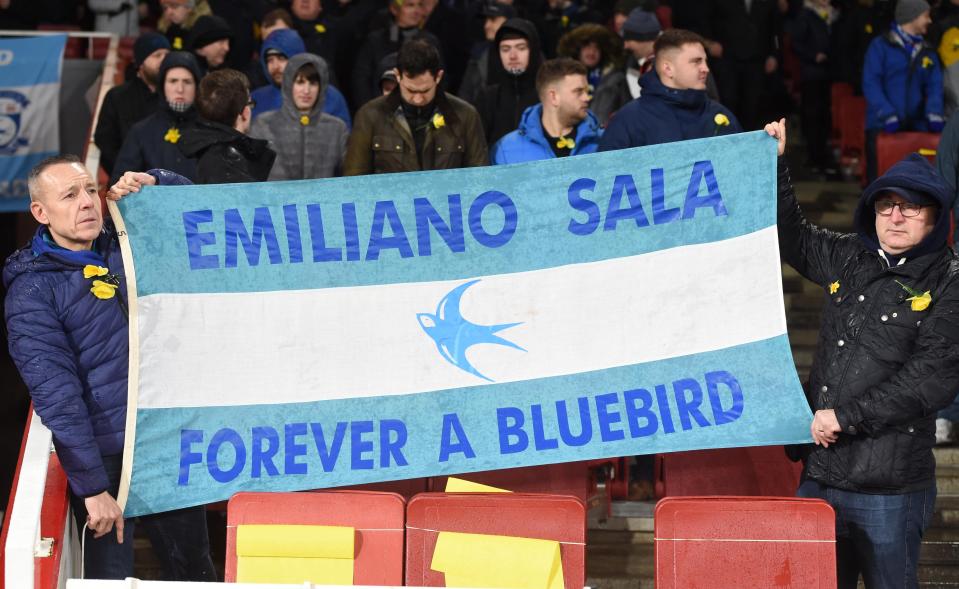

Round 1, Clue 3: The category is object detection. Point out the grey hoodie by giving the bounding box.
[250,53,348,180]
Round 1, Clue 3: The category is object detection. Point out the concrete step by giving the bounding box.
[938,448,959,466]
[939,467,959,495]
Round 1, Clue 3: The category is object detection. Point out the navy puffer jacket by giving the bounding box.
[3,225,128,497]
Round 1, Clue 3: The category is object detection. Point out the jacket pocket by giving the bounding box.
[371,135,407,173]
[431,137,465,169]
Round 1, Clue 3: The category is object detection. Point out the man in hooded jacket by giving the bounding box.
[768,118,959,587]
[250,53,349,180]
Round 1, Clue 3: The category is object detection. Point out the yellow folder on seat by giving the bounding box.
[431,530,564,589]
[236,524,355,585]
[445,477,511,493]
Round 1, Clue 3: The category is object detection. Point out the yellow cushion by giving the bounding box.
[431,531,564,589]
[236,524,355,585]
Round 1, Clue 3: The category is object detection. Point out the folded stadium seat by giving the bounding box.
[830,82,854,142]
[654,446,802,498]
[91,37,110,60]
[428,461,594,503]
[406,492,586,589]
[340,477,429,499]
[837,95,867,179]
[655,496,836,588]
[654,5,672,29]
[780,33,802,104]
[37,24,85,59]
[876,131,940,178]
[225,490,405,585]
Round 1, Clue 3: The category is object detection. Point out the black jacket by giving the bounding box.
[778,156,959,494]
[94,77,160,175]
[178,119,275,184]
[707,0,780,62]
[111,106,198,184]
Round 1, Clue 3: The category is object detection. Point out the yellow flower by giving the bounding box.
[922,56,933,68]
[164,127,181,144]
[315,23,326,33]
[714,113,730,127]
[173,36,183,50]
[432,113,445,129]
[865,23,873,34]
[90,280,117,300]
[829,281,840,294]
[907,291,932,311]
[83,265,108,279]
[300,115,310,126]
[556,136,576,149]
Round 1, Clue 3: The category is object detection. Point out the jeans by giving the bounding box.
[797,479,935,589]
[68,454,217,581]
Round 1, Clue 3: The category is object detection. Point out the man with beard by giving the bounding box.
[94,33,170,175]
[474,17,543,145]
[111,51,201,183]
[491,57,602,164]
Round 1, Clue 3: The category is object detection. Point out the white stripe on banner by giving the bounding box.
[137,226,785,409]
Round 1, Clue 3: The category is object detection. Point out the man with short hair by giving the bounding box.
[492,57,601,164]
[4,155,216,581]
[599,28,741,151]
[457,2,514,105]
[188,14,232,73]
[95,32,171,175]
[344,39,487,174]
[591,8,660,125]
[178,69,276,183]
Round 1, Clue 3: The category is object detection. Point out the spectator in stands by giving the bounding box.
[250,54,348,179]
[352,0,442,109]
[95,33,171,176]
[610,0,656,35]
[474,18,543,145]
[178,69,276,183]
[377,52,399,95]
[421,0,473,96]
[591,8,660,125]
[791,0,839,176]
[207,0,259,73]
[528,0,604,60]
[112,51,201,183]
[290,0,343,79]
[250,29,352,128]
[930,0,959,117]
[457,2,515,105]
[188,14,232,74]
[4,155,217,581]
[262,7,295,41]
[159,0,212,50]
[598,28,741,151]
[557,23,623,95]
[491,57,601,164]
[862,0,943,183]
[344,39,487,174]
[767,118,959,589]
[89,0,140,36]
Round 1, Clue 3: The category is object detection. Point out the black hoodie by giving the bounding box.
[474,18,544,145]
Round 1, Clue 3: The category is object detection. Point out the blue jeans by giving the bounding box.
[797,479,935,589]
[68,454,217,581]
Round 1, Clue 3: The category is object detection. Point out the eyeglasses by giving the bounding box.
[246,97,256,108]
[874,200,924,217]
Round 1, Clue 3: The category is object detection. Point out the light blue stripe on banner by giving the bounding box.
[0,151,56,210]
[118,131,778,296]
[124,334,811,516]
[0,35,66,86]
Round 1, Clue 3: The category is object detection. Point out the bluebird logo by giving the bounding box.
[417,279,526,382]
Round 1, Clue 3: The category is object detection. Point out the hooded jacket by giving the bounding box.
[111,51,201,183]
[862,28,944,130]
[491,103,602,164]
[250,29,352,128]
[556,23,624,90]
[598,69,741,151]
[779,154,959,493]
[4,225,128,498]
[474,18,544,145]
[178,119,275,184]
[250,53,349,180]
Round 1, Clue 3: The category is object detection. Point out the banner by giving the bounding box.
[114,131,813,516]
[0,35,66,210]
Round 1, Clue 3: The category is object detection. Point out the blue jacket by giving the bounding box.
[862,30,944,131]
[250,28,351,129]
[491,103,602,165]
[598,70,741,151]
[3,226,129,497]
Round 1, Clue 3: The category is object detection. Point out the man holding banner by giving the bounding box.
[768,119,959,588]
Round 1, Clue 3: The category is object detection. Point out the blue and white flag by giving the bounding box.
[114,131,814,516]
[0,35,66,210]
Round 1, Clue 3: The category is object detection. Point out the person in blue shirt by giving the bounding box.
[491,57,601,165]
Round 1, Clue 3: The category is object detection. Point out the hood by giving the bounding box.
[637,68,707,110]
[557,23,624,70]
[3,227,109,289]
[488,18,544,87]
[159,51,202,104]
[516,103,602,144]
[260,29,306,85]
[177,119,241,157]
[855,153,952,259]
[280,53,329,122]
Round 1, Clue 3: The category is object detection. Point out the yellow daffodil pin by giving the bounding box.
[300,115,310,126]
[432,113,445,129]
[714,113,730,127]
[896,280,932,311]
[90,280,118,300]
[829,281,840,294]
[173,37,183,50]
[923,56,933,68]
[556,136,575,149]
[561,15,569,27]
[315,23,326,33]
[865,23,873,34]
[83,265,108,279]
[164,127,181,144]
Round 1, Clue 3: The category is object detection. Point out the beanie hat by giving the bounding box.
[480,2,516,19]
[133,32,171,67]
[894,0,930,25]
[188,15,232,50]
[621,9,661,41]
[158,51,203,100]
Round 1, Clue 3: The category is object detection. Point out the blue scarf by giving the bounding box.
[893,23,924,59]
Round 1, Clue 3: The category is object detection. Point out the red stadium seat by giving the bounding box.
[406,492,586,589]
[830,82,854,138]
[225,490,405,585]
[876,131,940,178]
[837,95,867,179]
[339,477,429,499]
[655,496,837,588]
[654,446,802,498]
[429,461,595,502]
[655,5,672,29]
